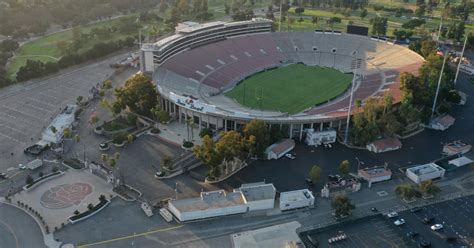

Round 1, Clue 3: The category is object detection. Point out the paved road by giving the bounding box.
[0,202,46,248]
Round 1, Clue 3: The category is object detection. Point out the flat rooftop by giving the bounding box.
[239,182,276,202]
[407,163,445,176]
[280,189,314,202]
[169,190,246,213]
[231,221,302,248]
[359,166,392,177]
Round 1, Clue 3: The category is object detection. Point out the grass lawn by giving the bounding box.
[6,16,143,79]
[225,64,352,114]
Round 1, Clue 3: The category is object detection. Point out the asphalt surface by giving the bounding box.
[0,202,46,248]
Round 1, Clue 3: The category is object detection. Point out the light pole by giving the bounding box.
[455,32,469,84]
[279,3,282,32]
[344,60,359,144]
[430,51,449,122]
[355,157,364,171]
[436,16,443,42]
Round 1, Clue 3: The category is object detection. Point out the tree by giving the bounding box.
[395,184,419,200]
[311,16,319,26]
[360,9,367,19]
[159,0,168,13]
[127,134,135,143]
[103,80,112,90]
[158,110,170,124]
[199,127,213,138]
[113,73,158,117]
[309,165,321,183]
[243,119,270,158]
[89,113,100,126]
[63,128,72,139]
[419,180,441,196]
[26,175,34,185]
[371,17,387,36]
[339,160,350,175]
[294,7,305,15]
[76,96,83,105]
[331,195,355,218]
[50,126,57,134]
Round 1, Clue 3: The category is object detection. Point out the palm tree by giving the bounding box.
[185,117,195,142]
[63,128,72,139]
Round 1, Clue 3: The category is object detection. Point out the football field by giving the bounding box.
[225,64,352,114]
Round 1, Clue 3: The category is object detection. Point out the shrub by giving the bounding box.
[74,210,80,215]
[52,166,59,173]
[112,132,128,144]
[87,203,94,210]
[199,128,213,138]
[183,141,194,148]
[26,175,34,185]
[127,114,137,125]
[38,172,44,177]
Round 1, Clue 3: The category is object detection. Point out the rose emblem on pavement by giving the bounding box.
[40,183,93,209]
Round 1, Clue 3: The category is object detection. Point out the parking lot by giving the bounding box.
[0,53,124,172]
[302,215,410,248]
[392,195,474,248]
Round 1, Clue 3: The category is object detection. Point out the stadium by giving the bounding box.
[140,18,425,140]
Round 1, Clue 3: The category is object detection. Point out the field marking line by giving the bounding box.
[0,219,20,248]
[77,225,184,247]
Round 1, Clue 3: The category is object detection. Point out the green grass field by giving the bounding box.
[225,64,352,114]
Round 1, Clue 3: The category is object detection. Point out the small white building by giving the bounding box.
[264,139,295,160]
[305,128,336,147]
[237,182,276,211]
[406,163,446,184]
[366,138,402,153]
[42,104,78,145]
[427,114,455,131]
[168,190,247,222]
[279,189,315,211]
[448,156,473,167]
[358,166,392,187]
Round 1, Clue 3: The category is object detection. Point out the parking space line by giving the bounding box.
[76,225,183,248]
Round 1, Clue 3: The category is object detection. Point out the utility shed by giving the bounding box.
[168,190,247,222]
[265,139,295,160]
[279,189,315,211]
[237,182,276,211]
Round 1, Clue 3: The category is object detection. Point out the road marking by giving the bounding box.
[0,219,20,248]
[77,225,183,247]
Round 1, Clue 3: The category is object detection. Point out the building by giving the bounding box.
[279,189,315,211]
[305,129,337,146]
[428,114,455,131]
[168,182,276,222]
[366,137,402,153]
[41,104,77,145]
[168,190,247,222]
[448,156,473,168]
[265,139,295,160]
[357,166,392,187]
[405,163,446,184]
[443,141,471,155]
[142,19,425,141]
[236,182,276,211]
[141,19,273,72]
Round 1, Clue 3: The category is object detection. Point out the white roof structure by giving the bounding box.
[280,189,314,203]
[407,163,444,176]
[42,104,77,144]
[169,190,246,213]
[238,182,277,202]
[448,156,473,167]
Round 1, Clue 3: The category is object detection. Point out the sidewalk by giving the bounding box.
[157,121,203,146]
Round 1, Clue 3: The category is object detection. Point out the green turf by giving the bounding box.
[225,64,352,114]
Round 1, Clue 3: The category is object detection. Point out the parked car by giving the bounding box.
[371,207,378,212]
[394,218,405,226]
[0,173,7,179]
[418,240,431,248]
[387,211,398,218]
[328,174,341,182]
[18,164,26,170]
[422,217,434,224]
[410,207,422,213]
[285,153,295,160]
[98,142,110,151]
[431,224,443,231]
[154,171,165,178]
[407,231,419,239]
